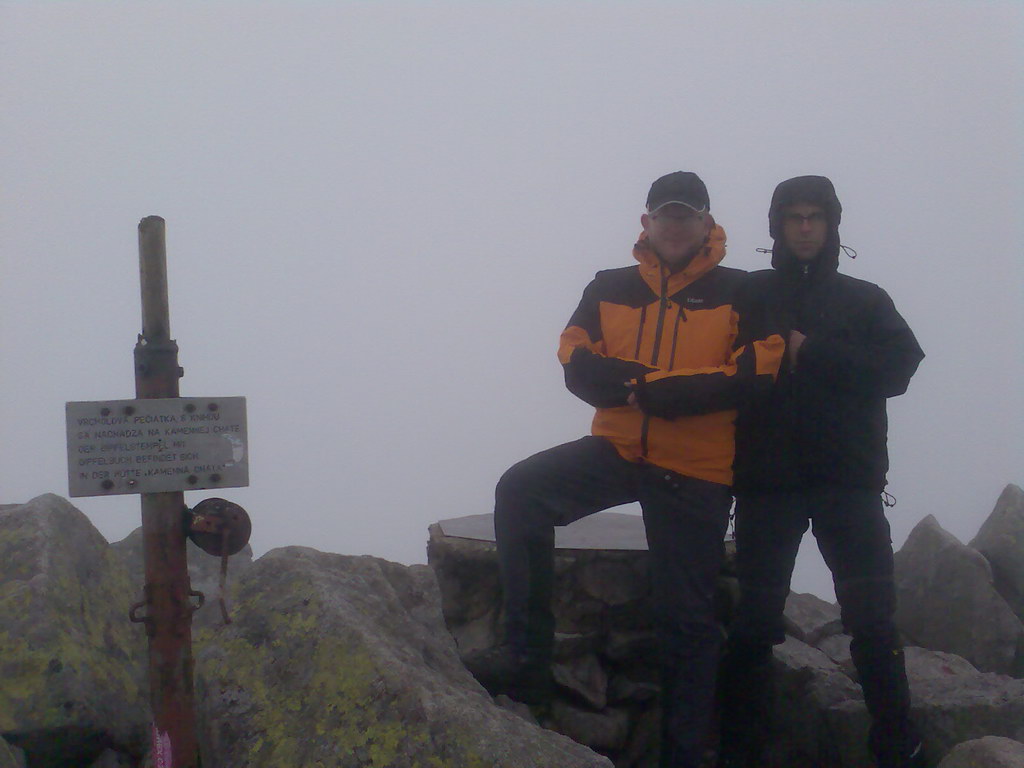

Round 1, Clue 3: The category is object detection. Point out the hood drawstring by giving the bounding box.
[756,244,857,259]
[882,490,896,508]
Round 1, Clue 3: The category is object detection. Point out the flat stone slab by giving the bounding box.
[438,512,649,551]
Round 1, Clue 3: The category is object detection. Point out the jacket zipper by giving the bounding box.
[668,305,686,370]
[633,304,648,360]
[641,270,672,458]
[794,262,812,477]
[649,271,670,366]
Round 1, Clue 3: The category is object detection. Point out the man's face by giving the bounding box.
[641,204,712,268]
[781,202,828,262]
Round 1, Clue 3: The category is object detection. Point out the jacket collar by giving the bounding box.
[770,238,840,281]
[633,225,726,296]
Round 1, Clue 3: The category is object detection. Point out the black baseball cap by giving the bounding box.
[646,171,710,213]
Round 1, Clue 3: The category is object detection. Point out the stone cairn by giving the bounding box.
[427,511,731,767]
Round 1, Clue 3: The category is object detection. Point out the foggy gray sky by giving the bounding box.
[2,2,1021,600]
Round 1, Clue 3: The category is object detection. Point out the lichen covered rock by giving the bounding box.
[195,546,611,768]
[0,495,147,763]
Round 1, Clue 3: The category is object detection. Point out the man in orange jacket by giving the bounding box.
[464,172,784,768]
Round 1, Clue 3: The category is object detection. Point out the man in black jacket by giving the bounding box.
[719,176,926,768]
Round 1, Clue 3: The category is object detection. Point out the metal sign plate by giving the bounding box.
[66,397,248,497]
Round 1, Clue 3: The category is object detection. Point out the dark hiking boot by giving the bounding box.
[461,644,552,705]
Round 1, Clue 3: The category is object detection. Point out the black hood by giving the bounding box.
[768,175,842,277]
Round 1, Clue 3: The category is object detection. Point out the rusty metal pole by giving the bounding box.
[135,216,199,767]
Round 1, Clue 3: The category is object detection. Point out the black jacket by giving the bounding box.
[733,177,924,493]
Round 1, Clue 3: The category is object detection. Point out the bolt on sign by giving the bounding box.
[66,397,248,497]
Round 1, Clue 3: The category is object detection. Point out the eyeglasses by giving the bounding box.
[783,211,827,225]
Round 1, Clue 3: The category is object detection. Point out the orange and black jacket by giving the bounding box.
[558,225,785,486]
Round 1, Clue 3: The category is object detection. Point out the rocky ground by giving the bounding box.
[1,485,1022,767]
[429,484,1024,767]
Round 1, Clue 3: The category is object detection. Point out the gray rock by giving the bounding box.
[0,495,148,765]
[970,484,1024,621]
[194,546,612,767]
[936,735,1024,768]
[578,557,647,606]
[607,673,659,704]
[554,632,604,661]
[553,549,652,636]
[784,592,844,646]
[894,515,1024,675]
[425,523,502,655]
[769,637,869,768]
[905,645,981,681]
[815,633,855,678]
[775,636,863,709]
[547,702,631,753]
[904,646,1024,762]
[492,695,538,725]
[553,653,609,710]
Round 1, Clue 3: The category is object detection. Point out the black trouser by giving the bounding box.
[494,436,732,768]
[720,488,916,768]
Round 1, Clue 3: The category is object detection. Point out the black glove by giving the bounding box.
[564,348,656,408]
